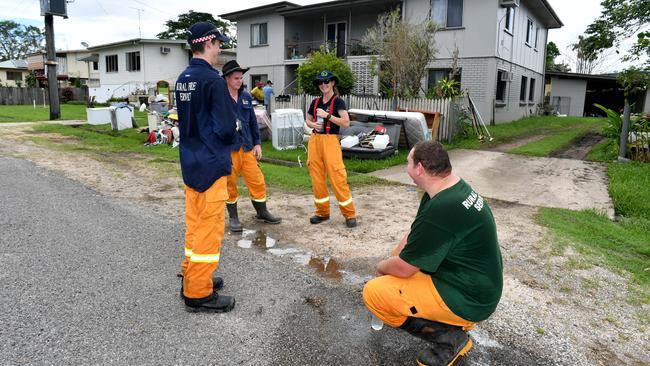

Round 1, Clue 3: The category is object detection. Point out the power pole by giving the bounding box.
[44,14,60,120]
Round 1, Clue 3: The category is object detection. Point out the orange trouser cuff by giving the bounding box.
[227,147,267,203]
[182,177,227,299]
[362,271,475,330]
[307,134,356,219]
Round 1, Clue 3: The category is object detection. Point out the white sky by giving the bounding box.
[1,0,645,72]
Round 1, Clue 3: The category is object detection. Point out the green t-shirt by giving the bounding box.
[399,179,503,322]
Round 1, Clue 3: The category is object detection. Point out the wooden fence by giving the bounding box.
[0,87,88,106]
[271,94,459,142]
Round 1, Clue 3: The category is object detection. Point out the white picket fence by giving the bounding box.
[270,94,458,142]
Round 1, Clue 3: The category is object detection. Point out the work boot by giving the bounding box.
[400,317,473,366]
[179,275,224,298]
[309,215,329,224]
[252,201,282,224]
[345,218,357,228]
[184,292,236,313]
[226,202,243,232]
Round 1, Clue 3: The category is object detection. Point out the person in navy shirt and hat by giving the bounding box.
[221,60,281,232]
[175,21,237,313]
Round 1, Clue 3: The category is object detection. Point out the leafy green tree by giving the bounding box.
[585,0,649,64]
[157,10,236,49]
[545,41,571,72]
[296,48,355,95]
[362,8,438,98]
[25,72,37,87]
[0,20,45,61]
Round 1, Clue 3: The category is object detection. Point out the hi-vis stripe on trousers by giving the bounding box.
[226,147,267,204]
[181,177,228,299]
[307,134,356,219]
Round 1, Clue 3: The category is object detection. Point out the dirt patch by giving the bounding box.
[0,125,647,365]
[551,131,605,160]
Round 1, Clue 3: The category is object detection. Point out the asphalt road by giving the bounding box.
[0,157,557,365]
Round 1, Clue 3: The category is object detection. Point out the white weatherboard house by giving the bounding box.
[221,0,562,123]
[84,38,236,103]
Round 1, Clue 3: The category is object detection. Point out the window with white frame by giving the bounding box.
[126,51,140,72]
[6,71,23,81]
[250,23,268,46]
[496,70,507,103]
[504,7,514,33]
[534,27,539,49]
[529,78,536,101]
[431,0,463,28]
[92,61,98,70]
[105,54,118,72]
[526,19,534,45]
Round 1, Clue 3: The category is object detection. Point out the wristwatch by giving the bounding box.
[326,113,332,121]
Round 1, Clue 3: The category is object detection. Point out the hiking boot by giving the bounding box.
[400,317,473,366]
[345,218,357,228]
[180,275,224,298]
[184,292,236,313]
[310,215,329,224]
[226,202,243,232]
[252,201,281,224]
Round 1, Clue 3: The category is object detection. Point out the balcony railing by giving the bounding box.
[285,39,371,60]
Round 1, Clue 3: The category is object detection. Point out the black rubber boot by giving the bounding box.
[184,292,236,313]
[226,202,243,232]
[252,201,281,224]
[180,275,224,298]
[399,317,473,366]
[345,218,357,228]
[309,215,329,224]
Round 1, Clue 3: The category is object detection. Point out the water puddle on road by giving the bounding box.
[235,229,371,286]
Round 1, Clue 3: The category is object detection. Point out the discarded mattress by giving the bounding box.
[348,109,430,148]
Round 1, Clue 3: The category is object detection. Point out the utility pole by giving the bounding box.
[130,7,144,38]
[44,14,60,120]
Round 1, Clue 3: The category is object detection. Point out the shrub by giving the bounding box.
[61,87,74,103]
[296,48,355,95]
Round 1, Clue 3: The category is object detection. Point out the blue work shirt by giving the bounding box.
[231,90,261,152]
[175,58,237,192]
[263,85,274,105]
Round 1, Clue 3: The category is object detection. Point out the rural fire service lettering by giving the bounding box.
[176,81,197,101]
[461,191,484,211]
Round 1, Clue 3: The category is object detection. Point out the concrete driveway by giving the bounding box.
[370,149,614,216]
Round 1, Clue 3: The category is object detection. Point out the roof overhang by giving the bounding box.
[220,2,300,21]
[546,71,617,81]
[278,0,401,16]
[87,38,187,51]
[77,54,99,62]
[529,0,563,29]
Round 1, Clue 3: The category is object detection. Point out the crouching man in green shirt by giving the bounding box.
[363,141,503,366]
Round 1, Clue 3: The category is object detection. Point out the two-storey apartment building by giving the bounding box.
[222,0,562,123]
[84,38,236,103]
[26,50,92,87]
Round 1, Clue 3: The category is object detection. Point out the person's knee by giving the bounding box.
[362,277,383,307]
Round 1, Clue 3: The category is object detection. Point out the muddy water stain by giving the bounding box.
[236,229,370,285]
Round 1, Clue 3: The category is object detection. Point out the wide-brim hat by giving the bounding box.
[187,21,229,45]
[313,70,338,86]
[222,60,249,77]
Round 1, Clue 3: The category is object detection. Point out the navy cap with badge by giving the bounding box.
[313,70,338,86]
[186,21,229,45]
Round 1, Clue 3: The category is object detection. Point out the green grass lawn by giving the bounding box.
[446,116,606,150]
[0,104,149,125]
[26,123,385,191]
[508,128,595,156]
[536,160,650,304]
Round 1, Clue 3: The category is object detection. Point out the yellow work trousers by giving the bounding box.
[181,177,227,299]
[226,147,267,204]
[307,134,356,219]
[363,271,476,330]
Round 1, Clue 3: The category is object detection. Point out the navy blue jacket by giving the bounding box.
[175,58,236,192]
[231,90,261,152]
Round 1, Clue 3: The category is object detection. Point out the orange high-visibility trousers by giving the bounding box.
[181,177,228,299]
[226,147,267,204]
[307,134,356,219]
[363,271,476,330]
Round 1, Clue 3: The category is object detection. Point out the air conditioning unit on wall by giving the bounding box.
[160,46,171,54]
[500,71,513,82]
[500,0,520,7]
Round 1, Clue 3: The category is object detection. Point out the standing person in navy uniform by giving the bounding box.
[304,70,357,228]
[221,60,281,232]
[176,21,237,313]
